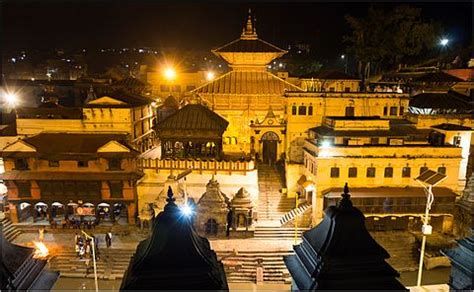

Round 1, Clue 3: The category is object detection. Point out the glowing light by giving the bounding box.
[164,68,177,81]
[180,204,193,217]
[0,183,7,194]
[440,38,449,46]
[33,241,49,259]
[4,92,18,107]
[341,54,345,59]
[206,71,215,81]
[320,140,332,148]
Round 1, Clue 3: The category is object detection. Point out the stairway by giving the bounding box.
[1,217,22,242]
[49,248,135,279]
[370,231,418,272]
[279,203,311,226]
[254,226,308,240]
[257,164,294,224]
[217,250,293,283]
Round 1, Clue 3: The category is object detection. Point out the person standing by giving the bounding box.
[105,232,112,248]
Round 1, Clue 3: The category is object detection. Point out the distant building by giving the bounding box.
[299,70,361,92]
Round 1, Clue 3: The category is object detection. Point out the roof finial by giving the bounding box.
[241,9,257,40]
[338,182,353,208]
[166,186,176,204]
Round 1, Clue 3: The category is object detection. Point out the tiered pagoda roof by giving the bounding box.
[284,184,406,290]
[154,103,229,138]
[120,187,228,290]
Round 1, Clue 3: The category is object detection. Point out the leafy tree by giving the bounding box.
[345,5,440,79]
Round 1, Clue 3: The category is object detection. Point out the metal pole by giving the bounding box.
[82,231,99,292]
[416,185,432,287]
[184,177,188,204]
[294,193,298,245]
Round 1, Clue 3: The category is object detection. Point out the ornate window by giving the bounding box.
[298,105,307,115]
[383,106,388,116]
[390,106,398,116]
[384,167,393,178]
[330,167,340,178]
[308,104,313,115]
[348,167,357,178]
[419,166,428,175]
[16,181,31,197]
[291,104,297,115]
[402,167,411,178]
[108,159,122,170]
[437,166,446,174]
[366,167,376,178]
[14,158,29,170]
[78,160,88,168]
[109,181,123,198]
[345,106,355,117]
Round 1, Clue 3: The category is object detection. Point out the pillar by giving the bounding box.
[9,203,19,223]
[128,203,136,225]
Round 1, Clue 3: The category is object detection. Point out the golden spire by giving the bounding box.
[241,9,257,40]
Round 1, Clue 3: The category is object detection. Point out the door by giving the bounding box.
[261,131,279,165]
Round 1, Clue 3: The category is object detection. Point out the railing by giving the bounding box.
[138,158,256,174]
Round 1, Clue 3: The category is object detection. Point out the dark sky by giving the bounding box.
[1,1,472,58]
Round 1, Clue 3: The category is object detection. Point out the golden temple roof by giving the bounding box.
[193,70,302,95]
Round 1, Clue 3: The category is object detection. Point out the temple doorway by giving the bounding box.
[205,218,218,236]
[262,131,279,165]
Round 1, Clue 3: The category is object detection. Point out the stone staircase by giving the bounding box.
[1,217,22,242]
[49,248,135,280]
[279,203,311,226]
[370,231,418,272]
[257,165,294,224]
[217,250,293,283]
[254,226,309,240]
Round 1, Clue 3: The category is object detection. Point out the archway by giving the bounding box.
[19,202,33,222]
[261,131,279,165]
[205,218,218,236]
[34,202,48,222]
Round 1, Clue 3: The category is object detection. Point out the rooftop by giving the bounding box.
[409,91,472,112]
[300,69,360,80]
[432,123,472,131]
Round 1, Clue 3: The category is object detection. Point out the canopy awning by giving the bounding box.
[323,187,457,199]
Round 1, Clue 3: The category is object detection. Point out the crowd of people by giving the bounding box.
[74,233,100,260]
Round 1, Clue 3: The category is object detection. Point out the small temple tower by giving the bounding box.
[196,176,230,237]
[120,187,229,290]
[284,183,406,290]
[230,187,254,232]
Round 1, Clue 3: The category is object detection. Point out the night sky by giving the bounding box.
[1,1,472,59]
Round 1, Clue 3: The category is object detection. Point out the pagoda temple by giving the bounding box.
[284,183,406,290]
[120,187,228,290]
[193,10,301,159]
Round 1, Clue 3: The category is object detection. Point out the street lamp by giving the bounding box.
[206,71,215,81]
[439,38,449,47]
[4,92,18,107]
[164,67,177,96]
[414,169,447,287]
[81,230,99,292]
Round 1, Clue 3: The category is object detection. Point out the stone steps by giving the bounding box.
[1,218,22,242]
[279,203,311,226]
[254,226,308,239]
[370,231,418,272]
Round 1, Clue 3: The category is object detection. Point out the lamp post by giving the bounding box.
[341,54,347,74]
[81,230,99,292]
[414,169,447,287]
[164,68,176,97]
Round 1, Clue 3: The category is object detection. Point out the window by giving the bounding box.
[14,158,29,170]
[419,166,428,175]
[308,105,313,115]
[78,160,88,168]
[16,181,31,197]
[298,105,307,115]
[344,87,351,92]
[186,85,196,91]
[370,137,379,145]
[399,106,405,115]
[48,160,59,167]
[109,181,123,198]
[383,106,388,116]
[329,87,335,92]
[384,167,393,178]
[108,159,122,170]
[348,167,357,178]
[402,167,411,178]
[343,138,350,145]
[390,106,398,116]
[453,136,461,147]
[366,167,376,178]
[345,106,355,117]
[330,167,340,178]
[160,85,169,92]
[291,104,297,115]
[172,85,181,92]
[438,166,446,174]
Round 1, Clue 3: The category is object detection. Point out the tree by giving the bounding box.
[345,5,440,79]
